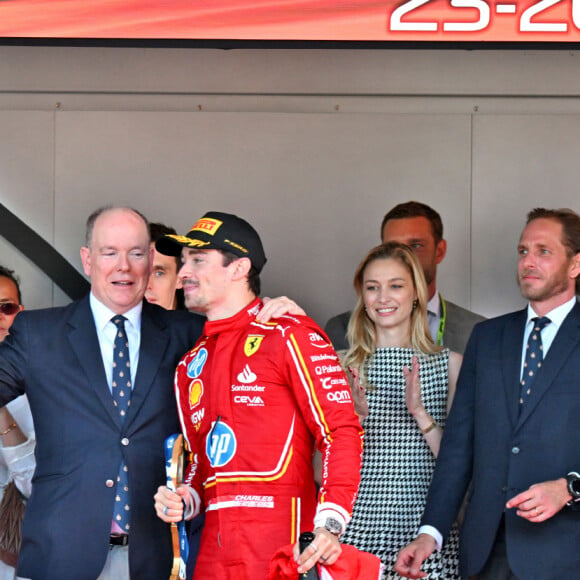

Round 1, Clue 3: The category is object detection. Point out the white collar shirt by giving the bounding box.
[520,296,577,380]
[90,293,141,392]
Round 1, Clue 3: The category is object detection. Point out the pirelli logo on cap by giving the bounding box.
[191,218,223,236]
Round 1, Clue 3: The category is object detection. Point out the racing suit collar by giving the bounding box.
[203,297,263,337]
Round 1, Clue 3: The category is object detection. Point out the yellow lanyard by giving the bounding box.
[436,294,447,346]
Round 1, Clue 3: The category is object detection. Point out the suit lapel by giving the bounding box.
[125,302,170,429]
[516,302,580,431]
[68,296,121,428]
[502,309,527,430]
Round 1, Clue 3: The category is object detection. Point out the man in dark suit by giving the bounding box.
[395,207,580,580]
[0,206,202,580]
[0,206,297,580]
[325,201,484,354]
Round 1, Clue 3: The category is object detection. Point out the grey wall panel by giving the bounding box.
[472,114,580,318]
[54,111,472,326]
[0,111,59,309]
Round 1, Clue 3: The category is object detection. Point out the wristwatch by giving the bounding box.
[324,517,343,537]
[566,471,580,505]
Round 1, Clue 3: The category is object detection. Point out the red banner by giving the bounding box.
[0,0,578,42]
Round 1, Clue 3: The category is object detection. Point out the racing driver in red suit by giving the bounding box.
[154,211,363,579]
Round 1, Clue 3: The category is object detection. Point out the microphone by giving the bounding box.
[298,532,320,579]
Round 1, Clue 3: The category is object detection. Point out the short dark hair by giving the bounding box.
[85,206,149,248]
[221,251,261,296]
[0,265,22,304]
[149,222,186,311]
[381,201,443,243]
[526,207,580,293]
[149,222,180,270]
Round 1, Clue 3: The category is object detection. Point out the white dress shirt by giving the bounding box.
[90,294,141,392]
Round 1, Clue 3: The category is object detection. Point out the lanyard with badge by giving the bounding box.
[436,295,447,346]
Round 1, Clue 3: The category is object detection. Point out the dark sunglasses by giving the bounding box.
[0,303,20,316]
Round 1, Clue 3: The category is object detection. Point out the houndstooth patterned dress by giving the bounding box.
[341,347,460,579]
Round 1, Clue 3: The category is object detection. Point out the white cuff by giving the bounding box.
[183,486,202,520]
[313,503,349,535]
[417,525,443,551]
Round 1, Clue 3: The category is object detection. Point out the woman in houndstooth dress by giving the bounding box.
[340,242,462,579]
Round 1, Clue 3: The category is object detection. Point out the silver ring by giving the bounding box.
[320,555,327,562]
[310,543,318,553]
[163,505,169,516]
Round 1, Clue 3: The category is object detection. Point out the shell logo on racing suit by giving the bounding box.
[206,421,237,467]
[187,347,208,378]
[189,379,204,409]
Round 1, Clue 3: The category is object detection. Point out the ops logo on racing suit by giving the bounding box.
[187,348,208,378]
[206,420,237,467]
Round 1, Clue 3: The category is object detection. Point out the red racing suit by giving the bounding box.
[175,298,363,580]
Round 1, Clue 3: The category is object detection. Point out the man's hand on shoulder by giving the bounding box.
[257,296,306,322]
[394,533,436,578]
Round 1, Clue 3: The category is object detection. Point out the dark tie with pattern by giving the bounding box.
[520,316,551,406]
[112,315,132,533]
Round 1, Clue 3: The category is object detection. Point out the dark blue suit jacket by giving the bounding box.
[421,301,580,579]
[0,296,203,580]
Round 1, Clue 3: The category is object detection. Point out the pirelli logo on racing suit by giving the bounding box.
[191,217,223,235]
[244,335,264,357]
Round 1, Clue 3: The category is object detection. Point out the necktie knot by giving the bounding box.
[532,316,551,333]
[112,315,126,329]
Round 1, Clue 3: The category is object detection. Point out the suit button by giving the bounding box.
[511,446,520,454]
[121,438,130,446]
[106,479,115,487]
[501,486,508,492]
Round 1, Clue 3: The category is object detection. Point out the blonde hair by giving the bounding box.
[343,242,440,386]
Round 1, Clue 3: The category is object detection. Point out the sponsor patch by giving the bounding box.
[327,390,352,403]
[190,408,205,432]
[311,353,339,363]
[207,495,275,510]
[233,395,265,407]
[237,364,257,384]
[248,303,261,317]
[244,335,264,357]
[191,217,222,236]
[309,332,331,349]
[231,384,266,392]
[206,421,237,467]
[187,348,208,378]
[315,364,343,375]
[321,376,348,389]
[189,379,204,409]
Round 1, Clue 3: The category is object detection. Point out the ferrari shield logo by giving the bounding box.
[244,335,264,357]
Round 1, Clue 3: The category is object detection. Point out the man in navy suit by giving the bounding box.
[0,206,297,580]
[395,207,580,580]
